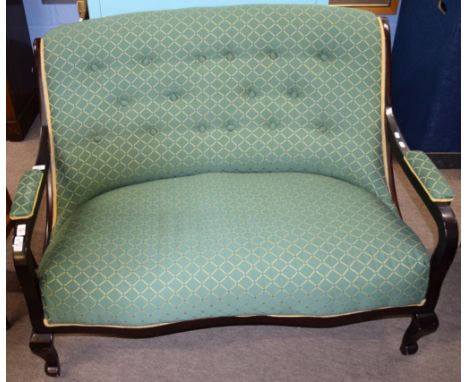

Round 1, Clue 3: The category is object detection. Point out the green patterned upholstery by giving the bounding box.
[10,170,44,221]
[40,173,428,326]
[42,5,394,229]
[37,5,431,327]
[404,151,454,202]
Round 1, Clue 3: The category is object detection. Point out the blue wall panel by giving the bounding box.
[90,0,327,18]
[24,0,398,43]
[392,0,460,152]
[23,0,78,43]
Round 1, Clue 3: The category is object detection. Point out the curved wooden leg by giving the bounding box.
[29,333,61,377]
[400,312,439,355]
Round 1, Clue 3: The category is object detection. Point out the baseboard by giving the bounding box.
[427,152,461,169]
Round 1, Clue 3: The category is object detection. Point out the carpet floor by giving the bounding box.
[6,119,461,381]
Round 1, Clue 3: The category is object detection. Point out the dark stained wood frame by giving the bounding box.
[11,19,458,377]
[330,0,399,15]
[76,0,88,20]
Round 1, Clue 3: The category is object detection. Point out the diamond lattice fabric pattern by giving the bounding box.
[42,5,393,229]
[40,173,428,327]
[404,151,454,202]
[10,170,44,220]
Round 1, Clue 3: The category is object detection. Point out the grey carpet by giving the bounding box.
[6,119,461,381]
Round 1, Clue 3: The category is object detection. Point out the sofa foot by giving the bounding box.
[400,312,439,355]
[30,333,61,377]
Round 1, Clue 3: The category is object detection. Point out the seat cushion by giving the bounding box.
[40,173,429,327]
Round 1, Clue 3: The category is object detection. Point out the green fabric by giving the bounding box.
[10,170,44,220]
[40,173,428,327]
[404,151,454,201]
[43,5,394,229]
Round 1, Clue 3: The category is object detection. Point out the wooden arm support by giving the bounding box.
[11,125,50,332]
[380,18,459,312]
[11,38,55,333]
[386,107,459,311]
[9,38,55,334]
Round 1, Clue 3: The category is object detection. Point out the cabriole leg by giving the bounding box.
[29,333,61,377]
[400,312,439,355]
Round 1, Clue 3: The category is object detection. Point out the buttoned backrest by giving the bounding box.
[42,5,392,228]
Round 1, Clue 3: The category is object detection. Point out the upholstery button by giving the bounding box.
[226,123,235,131]
[248,89,256,98]
[317,123,328,132]
[198,55,207,63]
[93,135,101,143]
[142,57,151,66]
[269,120,278,129]
[90,63,99,71]
[198,124,206,132]
[169,93,179,102]
[120,98,129,107]
[320,53,328,61]
[269,50,278,59]
[225,51,235,61]
[149,127,157,135]
[289,89,299,99]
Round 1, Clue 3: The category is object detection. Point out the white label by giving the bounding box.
[32,165,46,171]
[399,141,406,148]
[13,244,23,253]
[394,132,401,139]
[14,236,24,246]
[17,224,26,236]
[13,236,24,252]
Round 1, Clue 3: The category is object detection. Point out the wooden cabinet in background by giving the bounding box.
[6,0,38,141]
[329,0,399,15]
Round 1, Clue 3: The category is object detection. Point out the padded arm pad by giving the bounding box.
[10,170,44,221]
[404,151,454,203]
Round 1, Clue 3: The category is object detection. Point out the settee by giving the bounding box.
[10,5,458,377]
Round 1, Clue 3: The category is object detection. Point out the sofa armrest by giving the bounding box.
[10,169,45,221]
[10,164,48,332]
[403,151,454,203]
[385,105,458,312]
[10,123,50,332]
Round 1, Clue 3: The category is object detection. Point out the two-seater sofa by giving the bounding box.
[10,5,458,376]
